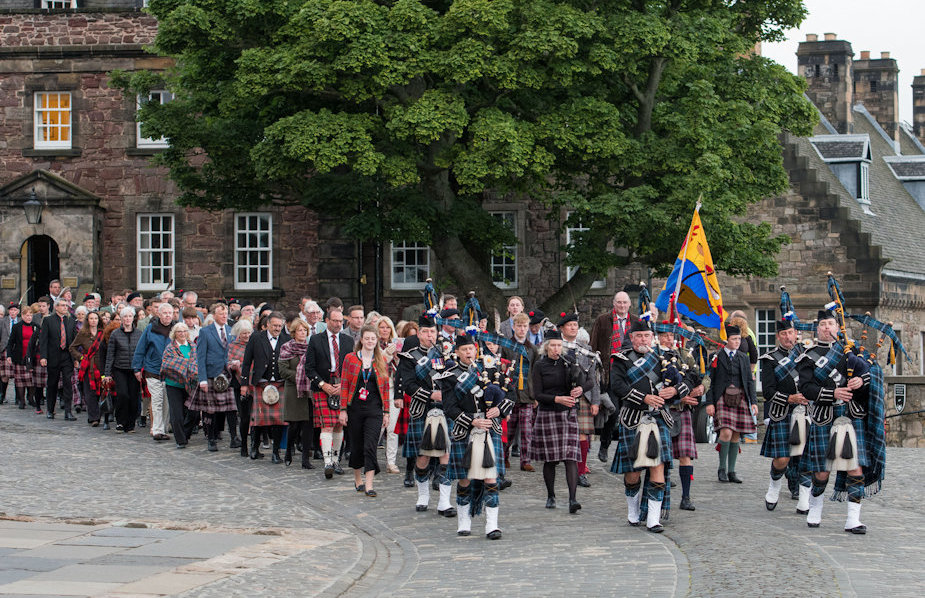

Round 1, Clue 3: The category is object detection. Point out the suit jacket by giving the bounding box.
[499,318,514,339]
[589,311,640,384]
[196,322,233,382]
[0,316,14,356]
[707,349,757,407]
[38,313,77,366]
[242,329,291,385]
[305,329,353,391]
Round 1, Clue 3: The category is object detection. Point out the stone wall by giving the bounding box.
[0,12,157,47]
[884,376,925,447]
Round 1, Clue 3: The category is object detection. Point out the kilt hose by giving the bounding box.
[611,416,674,475]
[670,409,697,460]
[312,391,340,429]
[804,404,868,473]
[447,428,505,481]
[529,408,580,463]
[715,396,757,434]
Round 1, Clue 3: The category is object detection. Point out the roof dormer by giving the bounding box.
[884,155,925,212]
[809,134,873,213]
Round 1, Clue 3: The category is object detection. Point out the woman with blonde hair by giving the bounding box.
[376,316,402,473]
[279,318,314,468]
[161,322,198,448]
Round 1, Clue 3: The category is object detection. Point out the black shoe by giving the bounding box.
[577,474,591,488]
[438,507,457,518]
[271,451,283,464]
[333,464,344,475]
[627,520,640,527]
[46,412,55,419]
[240,444,249,458]
[324,465,334,479]
[791,489,800,500]
[284,451,292,466]
[230,436,242,449]
[597,447,608,463]
[486,529,502,540]
[568,500,582,514]
[844,525,867,535]
[647,524,664,533]
[138,416,147,428]
[63,412,76,421]
[796,508,809,515]
[249,437,263,460]
[458,529,471,537]
[728,472,743,484]
[670,480,677,488]
[510,447,520,457]
[807,522,820,528]
[314,449,323,460]
[176,443,187,449]
[115,423,123,431]
[545,497,556,509]
[765,500,777,511]
[499,477,513,490]
[102,422,110,430]
[207,440,218,452]
[403,472,414,488]
[679,497,695,511]
[717,468,728,483]
[301,463,315,470]
[416,504,428,512]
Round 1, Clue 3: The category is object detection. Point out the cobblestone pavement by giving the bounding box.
[0,396,923,597]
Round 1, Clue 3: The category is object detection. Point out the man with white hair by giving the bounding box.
[132,303,175,441]
[299,299,325,334]
[182,291,203,322]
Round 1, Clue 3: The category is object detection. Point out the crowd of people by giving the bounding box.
[0,281,884,539]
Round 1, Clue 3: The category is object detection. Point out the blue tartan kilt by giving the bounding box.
[611,417,673,474]
[402,415,426,459]
[804,404,868,473]
[447,429,505,481]
[760,416,794,459]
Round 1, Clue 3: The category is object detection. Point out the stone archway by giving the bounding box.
[20,235,60,304]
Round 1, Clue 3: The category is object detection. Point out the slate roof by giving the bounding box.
[809,135,870,161]
[883,156,925,180]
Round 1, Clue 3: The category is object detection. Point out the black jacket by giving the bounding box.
[707,349,757,408]
[242,330,291,385]
[304,329,353,390]
[6,320,40,365]
[39,313,77,366]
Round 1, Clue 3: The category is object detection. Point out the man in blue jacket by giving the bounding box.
[195,303,238,452]
[133,303,174,441]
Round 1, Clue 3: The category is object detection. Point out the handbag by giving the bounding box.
[723,385,744,409]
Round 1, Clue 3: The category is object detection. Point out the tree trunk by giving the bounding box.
[539,268,598,317]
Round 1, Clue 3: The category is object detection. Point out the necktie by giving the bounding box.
[270,336,277,350]
[331,334,339,373]
[59,317,66,350]
[219,327,227,347]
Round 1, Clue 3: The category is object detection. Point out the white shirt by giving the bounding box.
[726,348,737,360]
[268,330,279,351]
[214,322,227,344]
[327,330,340,373]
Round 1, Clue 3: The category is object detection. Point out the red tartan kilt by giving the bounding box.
[12,363,33,387]
[715,396,757,434]
[501,417,509,444]
[671,408,698,459]
[312,391,340,429]
[32,364,48,388]
[251,382,286,427]
[0,353,13,378]
[577,397,595,435]
[393,393,411,435]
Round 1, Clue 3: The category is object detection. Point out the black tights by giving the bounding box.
[543,460,579,501]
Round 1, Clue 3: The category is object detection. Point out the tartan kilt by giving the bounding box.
[312,391,340,429]
[12,363,33,388]
[403,414,426,459]
[393,393,411,435]
[32,363,48,388]
[447,428,505,481]
[0,353,13,378]
[186,379,237,414]
[577,397,595,435]
[671,409,697,460]
[611,417,674,474]
[804,404,868,473]
[528,408,580,463]
[715,396,757,434]
[250,382,286,427]
[71,369,82,406]
[760,416,794,459]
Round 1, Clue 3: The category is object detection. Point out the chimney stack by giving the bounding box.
[853,50,900,142]
[797,33,854,133]
[860,51,871,60]
[913,70,925,145]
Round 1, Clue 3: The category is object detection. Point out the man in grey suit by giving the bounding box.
[498,295,524,338]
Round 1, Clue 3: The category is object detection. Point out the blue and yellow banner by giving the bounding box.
[655,206,727,340]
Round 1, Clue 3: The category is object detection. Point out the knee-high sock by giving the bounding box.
[437,482,453,511]
[846,474,865,503]
[484,483,500,534]
[456,483,471,532]
[543,461,557,498]
[625,480,642,523]
[578,439,590,475]
[646,481,666,528]
[718,441,730,471]
[679,465,693,499]
[332,429,344,461]
[320,431,334,465]
[726,441,739,473]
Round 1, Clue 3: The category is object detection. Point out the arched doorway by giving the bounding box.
[20,236,60,304]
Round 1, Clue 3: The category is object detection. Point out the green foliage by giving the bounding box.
[120,0,815,298]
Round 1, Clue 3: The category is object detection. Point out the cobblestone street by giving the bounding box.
[1,398,923,597]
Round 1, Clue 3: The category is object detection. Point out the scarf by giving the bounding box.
[227,337,248,378]
[832,355,886,499]
[610,309,629,355]
[77,330,103,393]
[626,350,660,385]
[280,339,310,395]
[161,341,199,395]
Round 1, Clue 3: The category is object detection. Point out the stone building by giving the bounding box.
[0,7,924,393]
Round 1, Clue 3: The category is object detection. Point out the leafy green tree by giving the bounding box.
[118,0,815,313]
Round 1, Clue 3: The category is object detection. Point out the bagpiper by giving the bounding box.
[759,319,809,513]
[444,335,515,539]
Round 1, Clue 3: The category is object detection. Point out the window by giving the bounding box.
[490,211,517,289]
[235,213,273,290]
[858,162,870,203]
[136,90,172,148]
[137,214,175,291]
[34,92,71,149]
[391,242,430,290]
[755,309,776,355]
[870,80,878,93]
[565,215,605,289]
[42,1,77,8]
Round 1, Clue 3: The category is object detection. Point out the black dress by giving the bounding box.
[347,367,384,473]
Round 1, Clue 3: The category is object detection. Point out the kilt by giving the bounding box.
[402,414,426,459]
[12,363,33,388]
[250,382,286,427]
[804,404,868,473]
[393,393,411,435]
[577,397,595,435]
[529,408,580,463]
[670,409,697,460]
[447,428,505,481]
[186,379,237,414]
[715,396,756,434]
[312,391,340,429]
[611,417,674,474]
[32,364,48,388]
[760,415,794,459]
[0,353,13,379]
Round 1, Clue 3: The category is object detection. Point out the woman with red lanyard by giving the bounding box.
[339,325,390,497]
[69,311,104,426]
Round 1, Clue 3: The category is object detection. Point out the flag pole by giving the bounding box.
[670,197,702,324]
